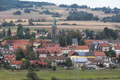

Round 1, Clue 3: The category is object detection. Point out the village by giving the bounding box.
[0,17,120,71]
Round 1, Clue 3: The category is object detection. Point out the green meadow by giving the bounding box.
[0,67,120,80]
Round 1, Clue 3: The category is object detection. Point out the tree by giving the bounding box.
[28,20,34,25]
[80,38,85,45]
[13,11,21,15]
[4,44,9,48]
[66,35,72,45]
[29,37,35,45]
[27,71,39,80]
[27,51,36,60]
[70,31,82,44]
[17,24,23,33]
[65,58,72,67]
[25,59,31,69]
[99,63,104,68]
[21,58,26,64]
[58,35,66,47]
[11,67,14,71]
[7,28,11,37]
[24,8,30,13]
[2,29,6,37]
[52,66,56,71]
[16,47,25,60]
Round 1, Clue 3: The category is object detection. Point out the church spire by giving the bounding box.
[52,17,56,27]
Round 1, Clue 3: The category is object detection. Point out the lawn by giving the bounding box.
[0,67,120,80]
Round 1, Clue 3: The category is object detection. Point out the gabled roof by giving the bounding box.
[87,58,103,63]
[3,55,16,61]
[99,43,109,47]
[68,50,75,56]
[114,46,120,50]
[29,60,42,65]
[11,61,22,65]
[69,46,89,50]
[47,56,65,62]
[2,40,30,46]
[94,51,106,56]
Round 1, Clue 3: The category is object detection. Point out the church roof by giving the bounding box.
[52,17,56,27]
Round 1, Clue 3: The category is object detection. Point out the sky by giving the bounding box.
[20,0,120,8]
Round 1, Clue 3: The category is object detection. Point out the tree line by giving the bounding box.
[0,0,55,11]
[59,4,89,9]
[66,11,99,21]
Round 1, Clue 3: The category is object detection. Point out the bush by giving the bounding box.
[98,63,104,68]
[13,11,21,15]
[52,66,56,71]
[24,8,30,13]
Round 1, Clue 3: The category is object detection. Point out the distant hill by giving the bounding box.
[0,0,55,11]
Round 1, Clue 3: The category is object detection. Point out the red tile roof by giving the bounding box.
[3,55,16,61]
[94,51,106,56]
[42,62,48,65]
[29,60,42,65]
[116,54,120,58]
[11,61,22,65]
[114,46,120,50]
[42,43,60,48]
[69,46,89,50]
[2,40,30,46]
[85,40,102,46]
[99,43,109,47]
[68,50,75,56]
[34,39,46,43]
[87,58,103,63]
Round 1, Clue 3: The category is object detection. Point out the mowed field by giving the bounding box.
[0,67,120,80]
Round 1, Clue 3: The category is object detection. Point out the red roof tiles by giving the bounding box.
[3,55,16,61]
[114,46,120,50]
[94,51,106,56]
[99,43,109,47]
[11,61,22,65]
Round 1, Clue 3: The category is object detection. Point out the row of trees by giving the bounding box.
[96,27,118,40]
[102,14,120,22]
[91,7,120,14]
[67,11,99,21]
[59,4,89,9]
[2,21,15,27]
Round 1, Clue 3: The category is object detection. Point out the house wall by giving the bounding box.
[102,47,109,51]
[75,49,89,52]
[70,56,95,60]
[61,50,71,54]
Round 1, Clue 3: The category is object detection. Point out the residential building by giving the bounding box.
[97,43,109,51]
[3,55,16,63]
[68,46,89,52]
[112,46,120,58]
[10,61,22,69]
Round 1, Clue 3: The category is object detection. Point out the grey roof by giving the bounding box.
[113,41,120,43]
[98,41,108,43]
[38,32,45,35]
[78,52,86,56]
[73,58,87,62]
[72,38,78,44]
[85,52,94,56]
[92,41,98,44]
[1,50,13,56]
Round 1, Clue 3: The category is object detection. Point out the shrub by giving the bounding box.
[52,66,56,71]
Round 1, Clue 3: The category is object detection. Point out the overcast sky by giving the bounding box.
[20,0,120,8]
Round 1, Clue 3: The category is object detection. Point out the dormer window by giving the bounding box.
[7,51,8,53]
[6,57,8,59]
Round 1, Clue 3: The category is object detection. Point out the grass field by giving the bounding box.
[0,67,120,80]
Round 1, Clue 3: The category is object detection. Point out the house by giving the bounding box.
[0,48,13,56]
[3,55,16,63]
[97,43,109,51]
[112,41,120,47]
[94,51,106,59]
[47,56,65,66]
[72,38,78,46]
[69,52,95,60]
[68,46,89,52]
[89,41,108,51]
[35,34,41,38]
[61,47,71,55]
[72,57,87,68]
[11,31,16,37]
[35,32,48,39]
[81,32,86,39]
[42,43,60,48]
[112,46,120,58]
[10,61,22,69]
[2,40,30,51]
[33,39,46,48]
[29,60,48,68]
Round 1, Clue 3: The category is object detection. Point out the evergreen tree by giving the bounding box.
[2,29,6,37]
[58,35,66,47]
[17,24,23,33]
[16,47,25,60]
[80,38,85,45]
[7,28,11,37]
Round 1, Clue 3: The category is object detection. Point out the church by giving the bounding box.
[52,17,57,43]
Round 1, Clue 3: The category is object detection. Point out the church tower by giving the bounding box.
[52,17,57,43]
